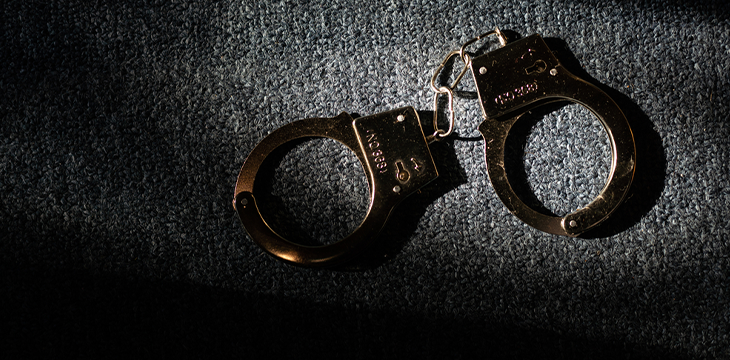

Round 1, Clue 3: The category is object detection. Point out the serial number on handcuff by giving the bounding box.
[365,129,388,174]
[494,81,538,106]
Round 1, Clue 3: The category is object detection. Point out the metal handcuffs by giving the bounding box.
[233,29,636,267]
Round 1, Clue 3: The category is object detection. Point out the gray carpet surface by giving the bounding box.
[2,0,729,358]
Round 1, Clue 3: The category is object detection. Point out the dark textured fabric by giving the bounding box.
[2,0,729,358]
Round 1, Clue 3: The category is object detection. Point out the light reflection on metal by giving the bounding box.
[470,34,635,236]
[233,108,437,267]
[233,31,637,267]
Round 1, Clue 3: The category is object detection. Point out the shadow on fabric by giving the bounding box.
[1,261,692,360]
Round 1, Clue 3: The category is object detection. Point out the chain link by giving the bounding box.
[459,28,507,65]
[427,27,507,142]
[428,50,469,141]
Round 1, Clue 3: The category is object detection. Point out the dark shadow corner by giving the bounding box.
[0,262,695,359]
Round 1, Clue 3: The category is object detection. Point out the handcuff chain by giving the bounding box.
[459,27,507,64]
[427,27,508,142]
[428,50,469,142]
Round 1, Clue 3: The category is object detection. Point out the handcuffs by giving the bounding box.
[233,29,636,267]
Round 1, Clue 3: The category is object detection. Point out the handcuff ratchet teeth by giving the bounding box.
[233,28,636,267]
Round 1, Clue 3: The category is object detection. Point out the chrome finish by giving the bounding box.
[428,50,470,141]
[459,27,507,64]
[469,34,636,236]
[429,50,470,94]
[233,29,638,269]
[233,107,438,267]
[429,87,455,141]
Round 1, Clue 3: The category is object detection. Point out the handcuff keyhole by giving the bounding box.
[395,161,410,183]
[253,137,369,246]
[525,60,547,75]
[504,102,611,217]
